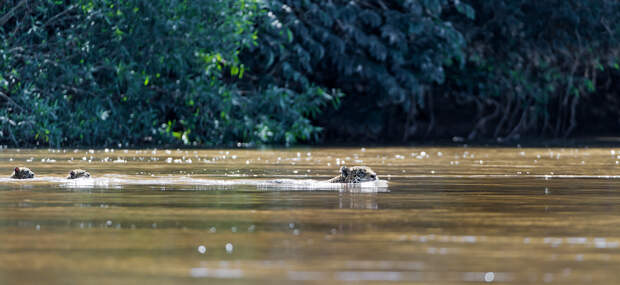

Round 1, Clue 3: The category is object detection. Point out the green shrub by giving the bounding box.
[444,0,620,139]
[0,0,338,147]
[2,1,618,146]
[246,0,472,141]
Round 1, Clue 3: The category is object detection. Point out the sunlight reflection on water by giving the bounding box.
[3,147,620,284]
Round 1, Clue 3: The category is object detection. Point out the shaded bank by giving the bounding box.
[1,1,619,147]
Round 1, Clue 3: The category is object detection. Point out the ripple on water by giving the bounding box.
[0,175,388,192]
[190,268,243,279]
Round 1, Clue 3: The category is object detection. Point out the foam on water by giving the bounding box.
[0,175,389,192]
[257,179,389,192]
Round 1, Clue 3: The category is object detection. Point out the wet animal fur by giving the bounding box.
[327,166,377,183]
[10,167,35,179]
[67,169,91,179]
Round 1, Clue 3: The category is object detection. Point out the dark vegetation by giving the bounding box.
[1,0,619,147]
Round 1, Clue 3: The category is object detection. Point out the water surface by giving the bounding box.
[1,147,620,284]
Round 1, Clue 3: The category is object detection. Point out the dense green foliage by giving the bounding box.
[445,0,620,140]
[1,1,619,147]
[0,0,338,147]
[252,0,619,142]
[246,0,474,141]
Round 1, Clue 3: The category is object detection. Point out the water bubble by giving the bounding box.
[113,157,127,163]
[197,245,206,254]
[463,236,477,243]
[484,272,495,282]
[543,273,553,283]
[594,238,608,248]
[225,243,233,253]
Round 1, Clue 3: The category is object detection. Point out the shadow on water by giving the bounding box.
[1,147,620,284]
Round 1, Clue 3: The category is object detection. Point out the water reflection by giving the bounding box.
[338,193,378,209]
[2,147,620,284]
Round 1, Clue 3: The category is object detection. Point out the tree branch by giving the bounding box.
[0,91,25,112]
[0,0,28,26]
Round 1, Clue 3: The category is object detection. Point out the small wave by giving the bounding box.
[257,179,389,192]
[0,175,389,192]
[379,174,620,179]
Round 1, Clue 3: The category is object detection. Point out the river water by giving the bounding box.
[1,147,620,284]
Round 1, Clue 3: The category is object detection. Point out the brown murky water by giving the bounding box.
[1,147,620,284]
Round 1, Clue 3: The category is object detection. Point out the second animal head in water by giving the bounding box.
[67,169,91,179]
